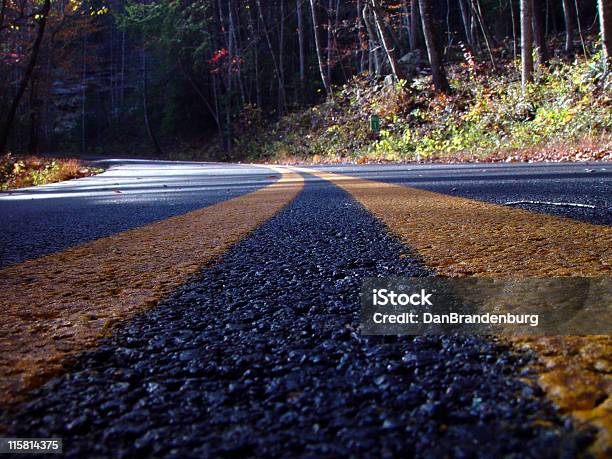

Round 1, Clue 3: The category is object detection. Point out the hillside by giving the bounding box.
[233,48,611,164]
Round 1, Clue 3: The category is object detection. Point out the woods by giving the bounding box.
[0,1,610,158]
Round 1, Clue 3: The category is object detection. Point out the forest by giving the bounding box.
[0,0,610,164]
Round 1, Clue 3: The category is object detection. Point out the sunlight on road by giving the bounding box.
[0,160,276,201]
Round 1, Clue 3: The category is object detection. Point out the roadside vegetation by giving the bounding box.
[234,49,611,164]
[0,154,102,191]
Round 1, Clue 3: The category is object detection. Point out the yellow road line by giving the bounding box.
[0,169,304,407]
[302,168,611,455]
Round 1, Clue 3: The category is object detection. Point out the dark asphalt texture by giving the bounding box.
[0,161,275,268]
[318,162,612,225]
[3,176,592,458]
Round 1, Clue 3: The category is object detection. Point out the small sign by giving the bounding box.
[370,114,380,132]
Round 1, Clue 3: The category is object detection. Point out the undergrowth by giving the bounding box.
[236,51,611,163]
[0,154,102,190]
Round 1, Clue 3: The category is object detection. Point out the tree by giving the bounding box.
[362,2,382,75]
[257,0,286,112]
[142,42,163,155]
[0,0,51,154]
[309,0,332,96]
[0,0,604,158]
[458,0,473,47]
[418,0,449,93]
[520,0,533,91]
[532,0,548,66]
[599,0,612,67]
[370,0,406,81]
[562,0,575,55]
[296,0,306,99]
[409,0,421,51]
[470,0,496,64]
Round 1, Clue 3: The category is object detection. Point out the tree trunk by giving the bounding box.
[531,0,547,66]
[470,0,495,64]
[520,0,533,91]
[599,0,612,66]
[0,0,51,154]
[225,1,234,153]
[278,0,286,114]
[296,0,306,101]
[28,76,40,154]
[363,3,382,76]
[179,59,221,135]
[471,0,497,46]
[409,0,420,51]
[326,0,333,85]
[0,0,7,38]
[370,0,407,81]
[246,2,262,107]
[458,0,473,46]
[562,0,575,55]
[229,0,246,106]
[120,29,126,108]
[142,47,163,156]
[357,0,368,73]
[81,36,87,153]
[510,0,518,60]
[109,23,115,118]
[257,0,286,108]
[309,0,332,96]
[418,0,449,92]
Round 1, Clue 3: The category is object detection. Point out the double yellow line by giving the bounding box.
[0,169,303,407]
[302,168,611,455]
[1,165,609,453]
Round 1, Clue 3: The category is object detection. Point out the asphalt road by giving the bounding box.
[0,160,610,457]
[0,160,276,268]
[316,162,612,225]
[1,161,609,269]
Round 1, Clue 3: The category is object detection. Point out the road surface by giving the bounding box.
[0,160,610,458]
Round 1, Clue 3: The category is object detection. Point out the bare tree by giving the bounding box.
[0,0,7,39]
[356,0,368,72]
[562,0,575,55]
[362,2,382,76]
[409,0,420,51]
[309,0,332,96]
[419,0,449,92]
[0,0,51,153]
[278,0,286,114]
[296,0,306,100]
[532,0,548,66]
[470,0,495,64]
[599,0,612,67]
[458,0,473,47]
[326,0,333,85]
[142,40,163,156]
[521,0,533,91]
[370,0,406,81]
[257,0,286,111]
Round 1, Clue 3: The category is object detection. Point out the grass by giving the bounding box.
[0,154,103,191]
